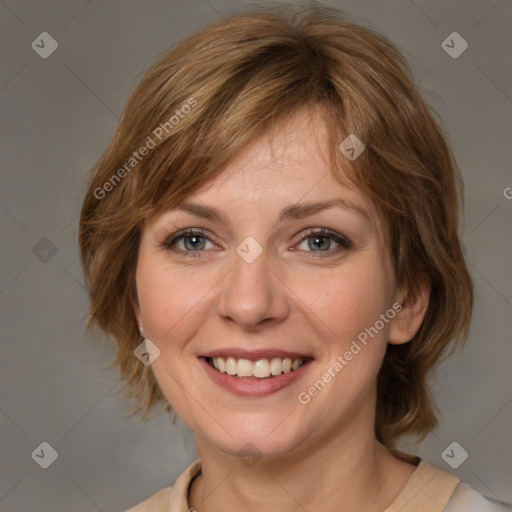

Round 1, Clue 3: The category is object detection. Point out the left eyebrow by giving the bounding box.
[277,198,370,223]
[171,197,370,225]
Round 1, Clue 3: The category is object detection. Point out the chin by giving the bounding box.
[218,434,300,462]
[194,414,314,462]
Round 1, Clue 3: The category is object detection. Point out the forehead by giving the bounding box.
[145,104,389,249]
[190,106,379,223]
[221,105,333,179]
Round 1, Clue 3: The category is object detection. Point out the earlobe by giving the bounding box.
[132,295,143,332]
[388,279,430,345]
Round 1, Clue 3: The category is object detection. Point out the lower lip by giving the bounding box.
[199,357,313,397]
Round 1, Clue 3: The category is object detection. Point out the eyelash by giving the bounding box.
[162,228,352,258]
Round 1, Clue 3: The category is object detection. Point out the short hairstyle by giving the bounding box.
[79,4,473,448]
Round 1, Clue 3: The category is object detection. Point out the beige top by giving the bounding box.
[125,459,465,512]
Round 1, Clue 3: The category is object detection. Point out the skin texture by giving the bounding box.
[133,106,430,512]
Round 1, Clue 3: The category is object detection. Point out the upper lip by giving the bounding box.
[200,348,313,360]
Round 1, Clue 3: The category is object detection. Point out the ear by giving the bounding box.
[131,290,143,332]
[388,278,430,345]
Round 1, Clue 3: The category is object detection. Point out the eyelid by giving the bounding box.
[297,227,348,242]
[295,227,352,250]
[163,228,214,248]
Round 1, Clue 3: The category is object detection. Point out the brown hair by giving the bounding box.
[79,4,473,448]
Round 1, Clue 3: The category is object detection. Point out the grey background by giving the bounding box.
[0,0,511,510]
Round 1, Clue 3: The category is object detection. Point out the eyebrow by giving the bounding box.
[171,198,370,225]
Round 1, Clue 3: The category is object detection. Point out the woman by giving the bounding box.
[79,5,510,511]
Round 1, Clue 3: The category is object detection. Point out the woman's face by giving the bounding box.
[134,107,407,460]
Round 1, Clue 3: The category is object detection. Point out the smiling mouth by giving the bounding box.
[205,356,313,379]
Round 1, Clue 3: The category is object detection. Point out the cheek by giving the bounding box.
[134,255,207,417]
[296,265,393,421]
[135,256,193,345]
[306,260,393,341]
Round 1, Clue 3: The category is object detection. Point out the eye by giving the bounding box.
[294,228,351,255]
[163,229,216,255]
[162,227,352,257]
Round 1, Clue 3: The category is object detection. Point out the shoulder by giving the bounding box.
[444,482,512,512]
[386,459,511,512]
[125,486,173,512]
[124,459,201,512]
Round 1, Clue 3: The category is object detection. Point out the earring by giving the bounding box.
[408,328,412,333]
[139,325,144,337]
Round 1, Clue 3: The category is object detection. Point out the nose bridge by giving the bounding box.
[217,237,288,328]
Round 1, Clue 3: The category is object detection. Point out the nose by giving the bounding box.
[216,244,290,331]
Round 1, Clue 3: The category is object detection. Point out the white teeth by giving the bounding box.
[225,357,237,375]
[253,359,270,378]
[209,356,306,378]
[270,357,283,376]
[237,359,253,377]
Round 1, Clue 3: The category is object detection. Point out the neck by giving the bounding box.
[188,423,416,512]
